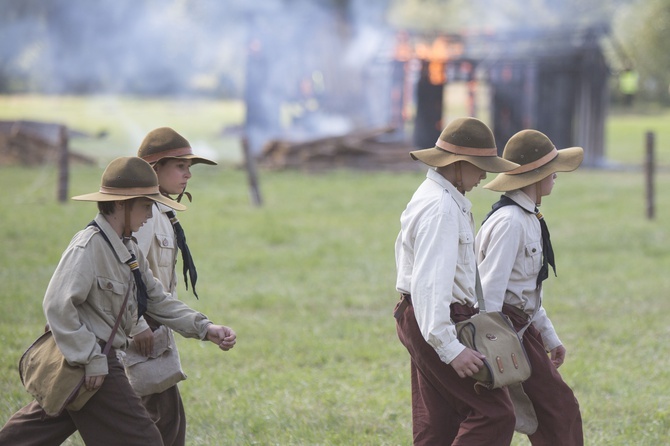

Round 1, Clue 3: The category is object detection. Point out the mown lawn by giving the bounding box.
[0,95,669,444]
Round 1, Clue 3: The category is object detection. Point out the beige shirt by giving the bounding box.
[135,203,178,296]
[475,190,561,350]
[133,203,179,336]
[43,213,212,377]
[395,169,477,365]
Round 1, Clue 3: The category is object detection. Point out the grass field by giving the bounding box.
[1,95,669,444]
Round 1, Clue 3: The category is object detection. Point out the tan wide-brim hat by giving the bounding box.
[484,129,584,192]
[410,117,519,173]
[138,127,217,166]
[72,157,187,211]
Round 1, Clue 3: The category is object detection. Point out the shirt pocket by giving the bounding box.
[96,276,127,315]
[458,231,474,265]
[523,241,542,275]
[154,232,176,268]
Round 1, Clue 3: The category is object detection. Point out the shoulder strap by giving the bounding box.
[475,266,485,313]
[87,221,148,319]
[102,273,132,354]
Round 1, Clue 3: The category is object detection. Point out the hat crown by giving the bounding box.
[439,117,496,150]
[502,130,555,167]
[138,127,191,160]
[102,157,159,189]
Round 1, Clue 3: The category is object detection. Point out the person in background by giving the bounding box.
[0,157,236,446]
[476,129,584,445]
[127,127,217,446]
[393,117,519,445]
[619,66,639,108]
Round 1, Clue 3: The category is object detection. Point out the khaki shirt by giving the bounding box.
[475,190,561,350]
[43,213,212,377]
[395,169,477,365]
[135,203,178,296]
[133,203,179,336]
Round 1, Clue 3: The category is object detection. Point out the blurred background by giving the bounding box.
[0,0,667,172]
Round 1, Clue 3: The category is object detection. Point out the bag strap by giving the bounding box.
[475,266,486,313]
[87,221,148,319]
[101,275,131,354]
[84,221,135,351]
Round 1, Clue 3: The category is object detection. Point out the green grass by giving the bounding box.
[0,95,246,165]
[1,95,670,444]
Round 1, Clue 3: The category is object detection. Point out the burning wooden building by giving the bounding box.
[252,24,611,170]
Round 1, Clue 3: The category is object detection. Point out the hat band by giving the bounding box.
[100,185,160,196]
[141,146,193,164]
[507,147,558,175]
[435,139,498,157]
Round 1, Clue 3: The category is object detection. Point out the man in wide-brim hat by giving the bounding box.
[0,157,236,446]
[394,117,520,445]
[476,129,584,444]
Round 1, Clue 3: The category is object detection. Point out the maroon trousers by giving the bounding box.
[503,306,584,446]
[0,350,163,446]
[395,297,516,445]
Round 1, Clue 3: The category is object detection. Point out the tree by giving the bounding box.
[613,0,670,103]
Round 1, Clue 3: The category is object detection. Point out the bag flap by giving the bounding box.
[123,325,172,367]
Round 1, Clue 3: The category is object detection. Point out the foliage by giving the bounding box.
[612,0,670,103]
[388,0,625,32]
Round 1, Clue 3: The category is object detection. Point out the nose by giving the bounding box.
[185,167,192,179]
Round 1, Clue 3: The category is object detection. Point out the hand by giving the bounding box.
[206,325,237,351]
[450,347,486,378]
[85,374,106,391]
[550,345,566,368]
[132,328,154,356]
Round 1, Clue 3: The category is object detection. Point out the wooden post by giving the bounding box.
[57,125,69,203]
[645,131,655,220]
[241,136,263,207]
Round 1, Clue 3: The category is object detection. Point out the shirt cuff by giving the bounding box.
[84,354,109,377]
[435,338,466,365]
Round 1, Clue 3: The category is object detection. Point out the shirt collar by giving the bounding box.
[505,189,537,213]
[155,202,172,214]
[94,213,133,264]
[426,168,472,212]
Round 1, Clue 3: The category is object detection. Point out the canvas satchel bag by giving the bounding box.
[120,325,186,397]
[19,275,131,417]
[455,268,531,392]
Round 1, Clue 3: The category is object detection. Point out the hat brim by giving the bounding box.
[410,147,519,173]
[149,154,217,166]
[484,146,584,192]
[72,192,187,211]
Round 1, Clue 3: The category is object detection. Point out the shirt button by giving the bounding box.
[532,248,537,253]
[106,282,113,289]
[162,238,168,246]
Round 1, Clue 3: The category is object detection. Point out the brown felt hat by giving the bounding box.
[485,129,584,192]
[72,157,186,211]
[137,127,216,166]
[410,117,519,172]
